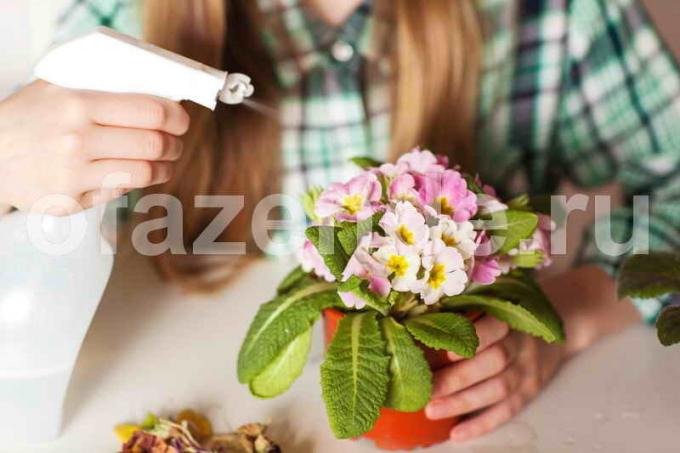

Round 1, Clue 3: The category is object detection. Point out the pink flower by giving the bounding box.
[379,202,430,252]
[470,258,502,285]
[415,170,478,222]
[297,239,336,282]
[315,172,382,222]
[388,173,418,202]
[396,148,447,174]
[414,239,468,304]
[378,162,409,179]
[341,233,391,298]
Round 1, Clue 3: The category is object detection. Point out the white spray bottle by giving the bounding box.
[0,27,254,445]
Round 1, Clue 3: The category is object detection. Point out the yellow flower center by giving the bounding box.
[386,255,409,277]
[428,263,447,289]
[397,224,415,245]
[436,196,455,216]
[342,194,364,215]
[442,234,458,248]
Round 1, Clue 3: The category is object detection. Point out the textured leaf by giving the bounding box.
[487,210,538,253]
[306,226,350,280]
[443,294,558,343]
[338,276,390,315]
[350,156,383,169]
[657,303,680,346]
[617,252,680,300]
[404,313,479,358]
[470,273,565,343]
[381,318,432,412]
[336,212,384,257]
[277,266,309,294]
[321,313,390,439]
[238,280,340,384]
[250,328,313,398]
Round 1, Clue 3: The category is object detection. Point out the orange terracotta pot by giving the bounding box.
[323,309,459,451]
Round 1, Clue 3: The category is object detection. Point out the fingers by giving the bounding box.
[80,188,132,208]
[82,91,191,136]
[84,126,184,161]
[84,159,173,190]
[448,395,524,442]
[431,335,518,399]
[447,316,510,361]
[425,365,521,420]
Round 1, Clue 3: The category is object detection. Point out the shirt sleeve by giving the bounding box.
[54,0,142,43]
[554,0,680,323]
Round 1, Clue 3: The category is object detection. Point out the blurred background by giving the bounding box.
[1,0,679,98]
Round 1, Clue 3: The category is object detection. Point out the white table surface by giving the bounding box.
[9,248,680,453]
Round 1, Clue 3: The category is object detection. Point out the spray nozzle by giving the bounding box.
[219,73,255,105]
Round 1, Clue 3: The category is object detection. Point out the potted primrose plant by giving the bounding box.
[237,149,565,450]
[618,252,680,346]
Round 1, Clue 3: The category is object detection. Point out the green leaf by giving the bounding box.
[617,252,680,300]
[381,318,432,412]
[657,304,680,346]
[321,312,390,439]
[250,328,313,398]
[442,294,559,343]
[469,273,565,343]
[404,313,479,358]
[350,156,383,169]
[336,212,384,257]
[301,186,324,222]
[511,250,545,269]
[238,280,340,384]
[338,276,390,315]
[506,194,531,211]
[306,226,350,280]
[277,266,309,294]
[486,210,538,254]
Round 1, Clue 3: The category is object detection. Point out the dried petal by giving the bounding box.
[175,409,213,442]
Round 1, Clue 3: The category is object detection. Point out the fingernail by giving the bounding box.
[447,351,461,361]
[425,402,442,420]
[450,427,470,442]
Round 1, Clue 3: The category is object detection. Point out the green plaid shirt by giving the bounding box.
[56,0,680,322]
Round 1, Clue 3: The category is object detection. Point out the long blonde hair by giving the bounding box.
[142,0,482,292]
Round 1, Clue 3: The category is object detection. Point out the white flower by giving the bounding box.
[414,239,468,304]
[430,218,477,260]
[379,201,429,252]
[373,243,421,292]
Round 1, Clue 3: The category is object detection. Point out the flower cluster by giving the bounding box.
[298,149,552,309]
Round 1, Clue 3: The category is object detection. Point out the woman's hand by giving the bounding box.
[425,266,641,442]
[424,316,565,442]
[0,80,190,214]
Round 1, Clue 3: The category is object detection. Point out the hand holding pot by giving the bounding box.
[425,315,565,442]
[0,81,189,214]
[425,266,642,442]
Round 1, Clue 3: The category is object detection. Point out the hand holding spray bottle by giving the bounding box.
[0,28,254,445]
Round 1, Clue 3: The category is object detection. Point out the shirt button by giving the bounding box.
[331,40,355,63]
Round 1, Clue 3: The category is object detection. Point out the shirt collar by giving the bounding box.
[256,0,390,88]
